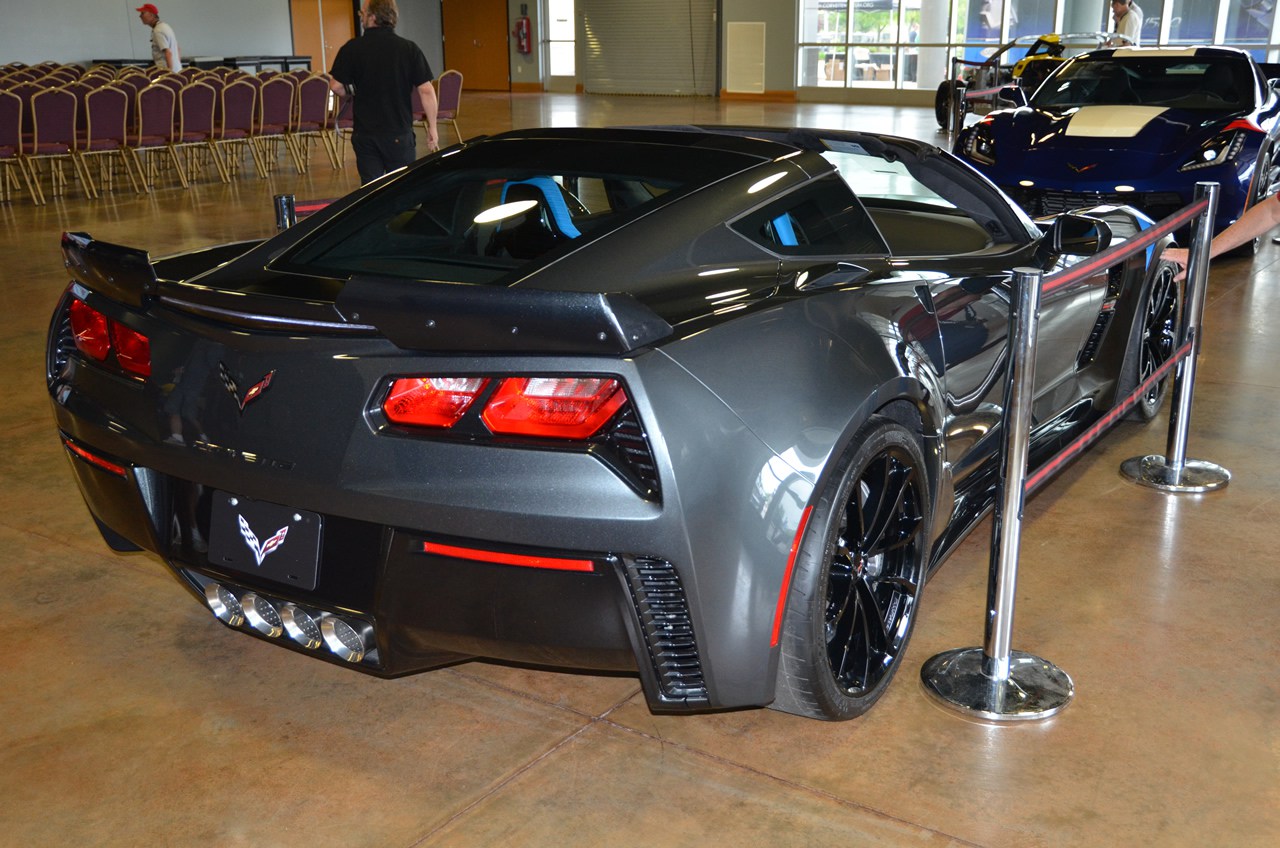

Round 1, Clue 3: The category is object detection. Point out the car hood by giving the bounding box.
[980,104,1242,180]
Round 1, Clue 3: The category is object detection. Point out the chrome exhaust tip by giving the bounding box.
[204,583,244,627]
[321,616,374,663]
[242,592,283,638]
[281,603,323,649]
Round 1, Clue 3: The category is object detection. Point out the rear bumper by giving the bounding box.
[57,430,713,712]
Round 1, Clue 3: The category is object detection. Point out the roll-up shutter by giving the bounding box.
[581,0,717,95]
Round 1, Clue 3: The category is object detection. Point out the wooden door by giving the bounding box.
[290,0,356,73]
[442,0,510,90]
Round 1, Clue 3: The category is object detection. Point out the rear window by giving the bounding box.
[275,139,759,284]
[1032,56,1256,111]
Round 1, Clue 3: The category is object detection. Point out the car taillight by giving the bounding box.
[69,298,111,361]
[482,376,626,439]
[112,323,151,377]
[67,297,152,378]
[383,376,489,428]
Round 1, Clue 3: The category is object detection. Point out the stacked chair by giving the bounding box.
[0,61,473,203]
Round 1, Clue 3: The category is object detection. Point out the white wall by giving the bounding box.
[0,0,294,66]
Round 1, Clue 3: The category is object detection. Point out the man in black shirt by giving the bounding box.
[329,0,439,184]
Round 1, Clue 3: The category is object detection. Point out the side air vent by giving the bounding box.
[623,557,708,704]
[50,297,76,378]
[603,406,661,500]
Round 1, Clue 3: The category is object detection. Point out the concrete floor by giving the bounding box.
[1,93,1276,847]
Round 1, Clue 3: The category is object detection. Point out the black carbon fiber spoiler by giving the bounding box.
[61,232,159,308]
[335,274,673,355]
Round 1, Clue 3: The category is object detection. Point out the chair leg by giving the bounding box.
[16,157,45,205]
[166,144,190,189]
[72,153,98,199]
[206,141,230,183]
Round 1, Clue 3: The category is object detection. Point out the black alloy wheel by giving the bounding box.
[935,80,963,131]
[1122,261,1181,422]
[772,416,931,720]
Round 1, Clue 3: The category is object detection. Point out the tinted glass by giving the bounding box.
[277,139,760,284]
[1032,55,1256,111]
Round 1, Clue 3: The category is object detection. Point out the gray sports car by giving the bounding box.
[48,126,1177,720]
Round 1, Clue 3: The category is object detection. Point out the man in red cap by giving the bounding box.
[137,5,181,73]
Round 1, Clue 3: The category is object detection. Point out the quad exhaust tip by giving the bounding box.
[281,603,323,650]
[242,593,283,638]
[321,616,374,664]
[201,580,375,664]
[205,583,244,627]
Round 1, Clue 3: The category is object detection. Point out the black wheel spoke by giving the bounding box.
[822,440,926,697]
[858,454,915,556]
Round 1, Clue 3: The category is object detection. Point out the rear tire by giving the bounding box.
[771,416,931,721]
[935,81,963,131]
[1119,261,1182,422]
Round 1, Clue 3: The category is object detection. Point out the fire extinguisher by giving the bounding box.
[512,6,532,55]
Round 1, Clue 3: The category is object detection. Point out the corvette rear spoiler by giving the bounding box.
[61,232,158,308]
[335,274,674,355]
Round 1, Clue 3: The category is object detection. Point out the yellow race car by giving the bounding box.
[936,32,1125,130]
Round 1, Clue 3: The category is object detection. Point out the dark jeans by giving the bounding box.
[351,130,417,184]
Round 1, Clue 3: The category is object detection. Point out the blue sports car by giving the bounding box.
[955,46,1280,253]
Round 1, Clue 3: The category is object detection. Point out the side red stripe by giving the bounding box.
[422,541,596,572]
[771,505,814,647]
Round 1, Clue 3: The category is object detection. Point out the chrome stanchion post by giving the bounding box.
[1121,181,1231,492]
[947,57,964,150]
[274,193,297,231]
[921,267,1074,721]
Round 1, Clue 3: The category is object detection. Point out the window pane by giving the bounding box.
[1226,0,1275,44]
[550,41,575,77]
[548,0,574,41]
[1167,0,1219,43]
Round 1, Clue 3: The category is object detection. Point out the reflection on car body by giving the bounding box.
[49,125,1178,720]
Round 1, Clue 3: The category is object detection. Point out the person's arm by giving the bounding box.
[1163,192,1280,277]
[163,47,175,70]
[418,80,439,152]
[329,77,349,98]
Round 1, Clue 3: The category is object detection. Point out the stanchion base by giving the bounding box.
[920,648,1073,722]
[1119,455,1230,493]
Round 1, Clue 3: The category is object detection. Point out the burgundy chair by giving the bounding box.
[152,74,184,92]
[254,76,302,172]
[0,88,42,204]
[130,83,186,189]
[214,79,264,177]
[25,87,92,199]
[79,85,142,195]
[434,69,464,145]
[174,80,227,183]
[331,94,353,167]
[290,74,338,170]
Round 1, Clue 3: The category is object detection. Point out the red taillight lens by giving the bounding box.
[69,298,111,361]
[111,323,151,377]
[482,376,626,439]
[67,298,152,378]
[383,376,489,428]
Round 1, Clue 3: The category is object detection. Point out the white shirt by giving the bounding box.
[151,21,181,72]
[1114,6,1142,46]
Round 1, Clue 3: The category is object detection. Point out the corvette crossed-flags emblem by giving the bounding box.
[219,363,276,413]
[238,514,289,566]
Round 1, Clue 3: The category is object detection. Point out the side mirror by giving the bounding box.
[1043,214,1112,256]
[996,85,1027,108]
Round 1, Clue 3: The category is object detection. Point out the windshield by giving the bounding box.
[1032,56,1257,111]
[276,138,760,284]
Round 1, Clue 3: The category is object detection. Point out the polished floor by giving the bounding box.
[1,94,1277,847]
